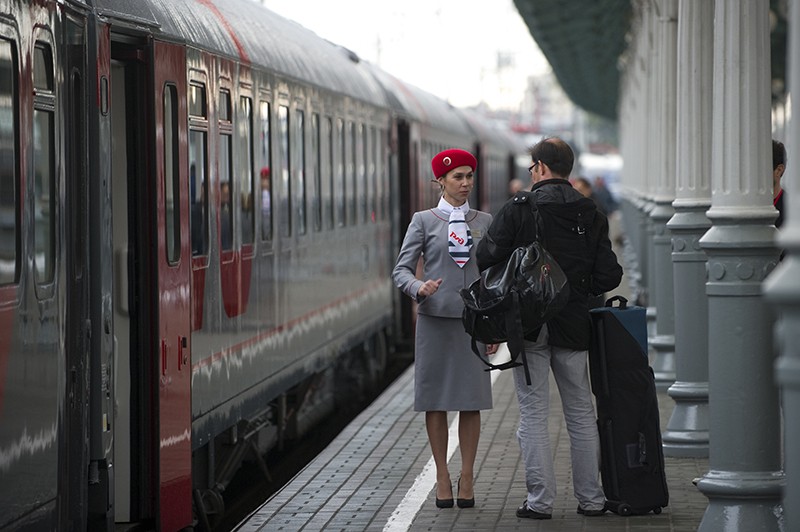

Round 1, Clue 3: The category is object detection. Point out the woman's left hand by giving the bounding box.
[485,343,499,355]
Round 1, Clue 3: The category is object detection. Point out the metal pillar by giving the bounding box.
[649,0,677,391]
[662,0,712,458]
[696,1,784,529]
[763,0,800,529]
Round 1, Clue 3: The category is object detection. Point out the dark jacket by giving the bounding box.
[476,179,623,349]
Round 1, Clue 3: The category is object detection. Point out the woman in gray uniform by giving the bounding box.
[392,149,496,509]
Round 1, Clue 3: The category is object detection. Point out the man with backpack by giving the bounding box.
[476,137,622,520]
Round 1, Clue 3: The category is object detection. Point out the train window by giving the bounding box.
[370,126,377,222]
[190,83,206,117]
[278,105,290,237]
[359,124,367,223]
[295,109,306,235]
[348,122,356,225]
[0,38,19,285]
[239,96,254,244]
[219,90,233,250]
[335,118,344,227]
[32,42,55,285]
[324,117,334,230]
[189,83,208,257]
[163,84,180,264]
[259,101,272,241]
[311,113,321,232]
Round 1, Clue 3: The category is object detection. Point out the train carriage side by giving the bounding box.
[93,0,396,529]
[0,1,102,530]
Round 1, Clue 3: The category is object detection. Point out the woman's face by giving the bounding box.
[438,165,474,206]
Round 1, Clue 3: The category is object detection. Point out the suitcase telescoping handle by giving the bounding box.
[605,295,628,309]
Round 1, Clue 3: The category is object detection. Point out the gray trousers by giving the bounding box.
[513,325,606,513]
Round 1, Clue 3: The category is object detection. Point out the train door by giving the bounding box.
[109,39,191,531]
[62,13,90,531]
[152,41,192,531]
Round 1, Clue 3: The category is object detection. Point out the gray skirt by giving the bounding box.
[414,314,493,412]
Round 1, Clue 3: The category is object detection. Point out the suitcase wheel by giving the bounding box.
[617,503,632,516]
[653,507,662,515]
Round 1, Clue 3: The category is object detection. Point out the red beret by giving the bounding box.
[431,149,477,178]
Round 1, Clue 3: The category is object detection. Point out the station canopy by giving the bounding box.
[513,0,787,122]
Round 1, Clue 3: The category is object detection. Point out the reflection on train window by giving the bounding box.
[259,101,272,241]
[0,38,19,285]
[163,84,180,264]
[240,96,254,244]
[219,90,233,250]
[324,117,334,230]
[335,118,344,227]
[32,42,55,285]
[278,105,290,236]
[311,113,321,232]
[189,83,208,257]
[295,109,306,235]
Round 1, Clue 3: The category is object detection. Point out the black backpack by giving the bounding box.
[460,203,569,384]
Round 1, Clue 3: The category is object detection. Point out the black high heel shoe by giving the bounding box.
[435,483,454,508]
[456,477,475,508]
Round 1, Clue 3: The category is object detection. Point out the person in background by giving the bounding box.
[509,178,528,196]
[773,139,786,229]
[572,176,594,201]
[392,149,497,510]
[476,137,622,520]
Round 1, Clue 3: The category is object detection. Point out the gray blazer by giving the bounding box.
[393,207,493,318]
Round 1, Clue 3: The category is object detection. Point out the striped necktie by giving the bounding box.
[448,207,472,268]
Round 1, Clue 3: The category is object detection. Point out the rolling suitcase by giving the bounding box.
[588,295,669,516]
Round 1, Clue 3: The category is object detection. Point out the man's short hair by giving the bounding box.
[773,139,787,170]
[529,137,574,178]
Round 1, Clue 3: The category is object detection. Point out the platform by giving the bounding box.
[235,343,709,531]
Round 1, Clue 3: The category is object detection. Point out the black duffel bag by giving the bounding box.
[460,240,569,384]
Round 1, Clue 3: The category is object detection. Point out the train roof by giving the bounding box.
[93,0,388,107]
[365,66,472,135]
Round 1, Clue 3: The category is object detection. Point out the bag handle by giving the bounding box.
[604,295,628,309]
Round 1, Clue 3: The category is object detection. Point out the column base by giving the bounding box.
[662,381,709,457]
[696,470,785,532]
[650,334,675,391]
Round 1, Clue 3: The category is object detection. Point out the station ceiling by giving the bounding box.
[513,0,788,122]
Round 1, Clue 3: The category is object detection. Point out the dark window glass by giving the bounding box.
[0,38,19,284]
[311,113,321,232]
[259,101,272,241]
[240,96,254,244]
[219,90,233,250]
[325,117,334,230]
[295,109,306,235]
[189,130,208,256]
[335,118,345,227]
[348,121,356,224]
[190,83,206,117]
[163,84,180,263]
[279,105,290,236]
[33,42,55,284]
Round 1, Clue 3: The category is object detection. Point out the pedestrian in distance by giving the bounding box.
[476,137,623,520]
[392,148,498,509]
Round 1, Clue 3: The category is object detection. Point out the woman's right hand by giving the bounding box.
[417,278,443,297]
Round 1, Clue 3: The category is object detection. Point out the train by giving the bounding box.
[0,0,527,530]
